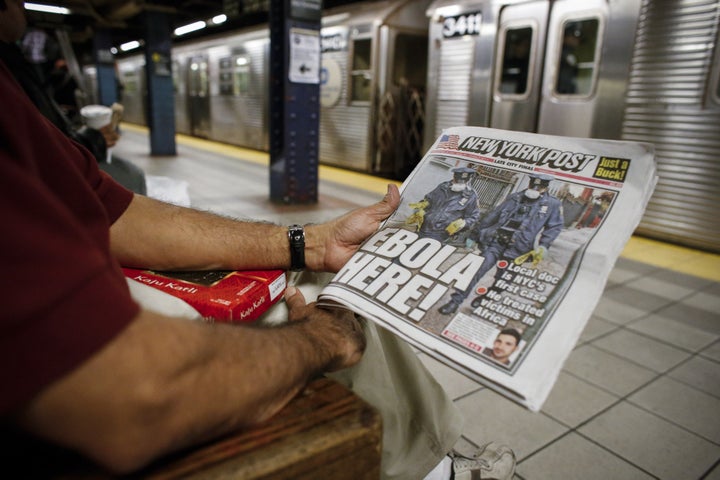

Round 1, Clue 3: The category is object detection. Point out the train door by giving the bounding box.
[186,55,211,138]
[535,0,605,137]
[490,1,549,132]
[375,30,428,178]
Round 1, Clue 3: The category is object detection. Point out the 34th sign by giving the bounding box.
[441,12,482,38]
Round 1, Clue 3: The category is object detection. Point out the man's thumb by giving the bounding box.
[284,286,307,309]
[378,184,400,215]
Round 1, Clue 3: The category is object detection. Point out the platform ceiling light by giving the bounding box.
[25,2,71,14]
[174,20,206,36]
[212,14,227,25]
[120,40,141,52]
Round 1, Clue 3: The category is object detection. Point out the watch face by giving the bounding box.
[289,226,304,241]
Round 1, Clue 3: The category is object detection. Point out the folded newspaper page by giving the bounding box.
[319,126,657,411]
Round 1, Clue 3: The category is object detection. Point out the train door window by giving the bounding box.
[123,71,137,95]
[710,32,720,107]
[350,37,371,102]
[392,34,428,88]
[189,58,209,97]
[497,26,533,95]
[172,60,181,94]
[219,57,233,95]
[554,18,600,96]
[233,55,250,95]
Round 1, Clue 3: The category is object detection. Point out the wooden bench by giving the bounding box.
[25,378,382,479]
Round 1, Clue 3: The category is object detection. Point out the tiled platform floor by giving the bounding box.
[114,125,720,479]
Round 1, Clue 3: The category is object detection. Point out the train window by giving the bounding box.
[220,55,250,96]
[350,38,372,102]
[554,18,600,96]
[498,26,533,95]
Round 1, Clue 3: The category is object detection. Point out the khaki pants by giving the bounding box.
[129,272,464,480]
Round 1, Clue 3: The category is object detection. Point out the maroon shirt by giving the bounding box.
[0,59,139,413]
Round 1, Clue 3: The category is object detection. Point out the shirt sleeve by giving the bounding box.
[0,63,139,412]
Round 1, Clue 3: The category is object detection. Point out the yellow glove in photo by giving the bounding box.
[408,199,429,210]
[514,246,547,267]
[445,218,466,235]
[406,200,429,230]
[406,210,425,229]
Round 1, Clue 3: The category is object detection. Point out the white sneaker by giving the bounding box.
[451,442,516,480]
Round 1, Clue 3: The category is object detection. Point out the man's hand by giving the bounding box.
[306,184,400,272]
[98,124,120,148]
[284,286,366,371]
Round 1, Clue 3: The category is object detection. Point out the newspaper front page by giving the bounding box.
[319,126,657,411]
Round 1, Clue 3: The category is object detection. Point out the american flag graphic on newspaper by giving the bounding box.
[437,134,459,149]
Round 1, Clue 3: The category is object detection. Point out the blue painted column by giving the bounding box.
[269,0,322,203]
[92,29,117,106]
[143,11,176,155]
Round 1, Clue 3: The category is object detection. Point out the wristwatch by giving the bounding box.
[287,224,306,271]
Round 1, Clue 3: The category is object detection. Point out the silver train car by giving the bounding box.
[113,0,720,252]
[424,0,720,252]
[116,0,430,177]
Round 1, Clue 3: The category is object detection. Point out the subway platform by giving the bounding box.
[113,124,720,480]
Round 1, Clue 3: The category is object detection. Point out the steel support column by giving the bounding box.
[269,0,322,203]
[143,11,176,155]
[92,29,117,106]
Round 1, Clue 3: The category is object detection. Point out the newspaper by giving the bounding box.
[319,126,657,411]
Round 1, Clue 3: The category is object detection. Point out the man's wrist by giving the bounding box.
[300,224,327,272]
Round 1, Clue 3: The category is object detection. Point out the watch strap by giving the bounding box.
[287,224,305,271]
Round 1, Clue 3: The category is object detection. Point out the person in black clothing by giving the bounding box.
[0,21,146,194]
[0,38,114,162]
[48,58,80,120]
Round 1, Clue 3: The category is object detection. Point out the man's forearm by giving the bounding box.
[110,195,330,272]
[110,195,288,271]
[110,184,400,274]
[13,309,338,473]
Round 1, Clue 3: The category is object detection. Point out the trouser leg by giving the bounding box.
[264,271,464,480]
[448,248,501,305]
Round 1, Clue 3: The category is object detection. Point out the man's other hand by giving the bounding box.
[284,286,366,372]
[306,184,400,272]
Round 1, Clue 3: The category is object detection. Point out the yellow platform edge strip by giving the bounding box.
[121,123,720,282]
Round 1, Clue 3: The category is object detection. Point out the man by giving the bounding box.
[439,173,563,314]
[0,2,515,478]
[408,166,481,243]
[482,329,522,366]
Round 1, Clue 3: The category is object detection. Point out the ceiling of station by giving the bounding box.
[23,0,360,62]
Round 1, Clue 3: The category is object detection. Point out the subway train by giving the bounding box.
[110,0,720,253]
